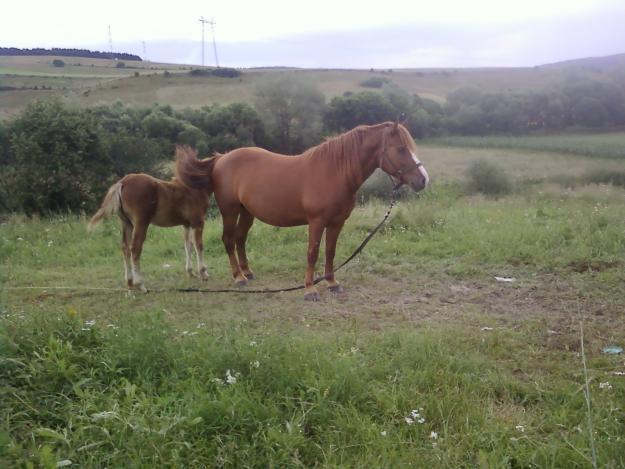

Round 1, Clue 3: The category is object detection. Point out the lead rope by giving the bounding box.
[165,186,400,294]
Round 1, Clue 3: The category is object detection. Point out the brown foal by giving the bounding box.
[88,147,212,292]
[175,122,429,300]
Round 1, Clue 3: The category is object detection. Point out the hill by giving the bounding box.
[1,52,624,120]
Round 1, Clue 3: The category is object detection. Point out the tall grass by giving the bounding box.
[2,311,624,467]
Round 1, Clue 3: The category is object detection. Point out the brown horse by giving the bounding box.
[175,122,429,300]
[88,147,212,292]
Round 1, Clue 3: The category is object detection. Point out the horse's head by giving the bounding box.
[379,122,429,192]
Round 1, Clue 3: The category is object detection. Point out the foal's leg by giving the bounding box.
[235,208,255,280]
[183,226,196,277]
[130,221,149,292]
[324,222,345,294]
[192,223,209,281]
[121,219,134,288]
[304,220,325,301]
[222,210,248,286]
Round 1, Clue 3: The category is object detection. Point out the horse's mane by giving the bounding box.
[301,123,418,186]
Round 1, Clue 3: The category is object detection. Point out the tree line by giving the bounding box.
[1,74,624,214]
[0,47,142,61]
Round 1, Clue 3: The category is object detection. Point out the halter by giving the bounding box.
[378,130,424,190]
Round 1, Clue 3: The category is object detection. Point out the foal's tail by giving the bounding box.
[175,145,219,192]
[87,181,123,233]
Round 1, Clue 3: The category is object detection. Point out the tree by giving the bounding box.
[254,75,325,153]
[4,99,114,214]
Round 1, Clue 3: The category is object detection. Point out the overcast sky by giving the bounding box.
[3,0,624,67]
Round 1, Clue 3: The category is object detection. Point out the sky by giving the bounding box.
[2,0,624,68]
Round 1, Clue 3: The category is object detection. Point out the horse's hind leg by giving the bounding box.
[304,220,325,301]
[192,223,209,281]
[235,208,255,280]
[130,221,149,292]
[221,209,248,286]
[183,226,196,278]
[121,219,134,288]
[324,222,346,294]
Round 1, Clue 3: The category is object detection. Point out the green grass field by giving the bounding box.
[430,132,625,159]
[2,141,625,467]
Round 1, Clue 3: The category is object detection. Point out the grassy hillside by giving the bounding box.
[2,53,625,120]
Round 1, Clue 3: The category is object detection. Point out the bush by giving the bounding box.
[359,77,390,88]
[465,160,512,196]
[189,68,211,77]
[116,61,126,68]
[583,169,625,187]
[52,59,65,67]
[212,67,241,78]
[2,99,115,214]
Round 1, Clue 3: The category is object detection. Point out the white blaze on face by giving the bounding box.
[411,151,429,186]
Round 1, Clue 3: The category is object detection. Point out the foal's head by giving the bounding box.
[378,122,429,192]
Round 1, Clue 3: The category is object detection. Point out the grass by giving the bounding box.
[429,132,625,159]
[3,142,625,467]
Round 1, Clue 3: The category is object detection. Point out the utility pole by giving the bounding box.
[108,25,114,58]
[199,16,219,68]
[199,16,208,67]
[142,40,148,62]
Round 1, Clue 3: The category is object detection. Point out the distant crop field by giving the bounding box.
[430,132,625,159]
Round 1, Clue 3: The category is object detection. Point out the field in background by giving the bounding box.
[430,132,625,159]
[3,53,625,119]
[2,140,625,467]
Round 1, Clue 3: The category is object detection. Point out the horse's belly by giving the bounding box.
[243,197,308,227]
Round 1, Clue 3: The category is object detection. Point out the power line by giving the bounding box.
[199,16,219,68]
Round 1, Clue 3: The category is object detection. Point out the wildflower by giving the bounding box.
[350,346,359,353]
[250,360,260,368]
[162,263,171,269]
[225,369,237,385]
[405,417,414,425]
[430,431,438,439]
[249,340,257,347]
[481,326,493,331]
[91,411,117,420]
[56,460,72,467]
[47,240,53,247]
[17,237,24,241]
[515,425,525,432]
[212,378,224,385]
[612,371,625,376]
[599,382,612,390]
[82,319,96,330]
[406,409,426,425]
[380,430,387,436]
[196,322,206,328]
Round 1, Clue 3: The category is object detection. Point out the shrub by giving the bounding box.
[212,67,242,78]
[52,59,65,67]
[189,68,211,77]
[583,169,625,187]
[116,61,126,68]
[465,160,512,196]
[359,77,390,88]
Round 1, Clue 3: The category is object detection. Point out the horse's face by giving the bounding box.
[380,124,429,192]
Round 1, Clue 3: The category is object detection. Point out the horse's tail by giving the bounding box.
[87,181,123,233]
[175,145,219,192]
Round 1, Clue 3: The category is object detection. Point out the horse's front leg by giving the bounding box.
[324,221,345,294]
[304,220,325,301]
[183,226,196,278]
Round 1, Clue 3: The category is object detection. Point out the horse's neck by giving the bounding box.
[350,130,383,190]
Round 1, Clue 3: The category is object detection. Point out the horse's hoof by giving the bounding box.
[187,270,197,278]
[235,278,248,287]
[244,272,255,280]
[201,273,209,281]
[304,291,321,302]
[136,284,147,293]
[328,285,344,294]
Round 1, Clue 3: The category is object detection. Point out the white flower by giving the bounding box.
[405,417,414,425]
[599,382,612,390]
[225,369,237,385]
[212,378,224,385]
[430,431,438,439]
[515,425,525,432]
[17,237,24,241]
[250,360,260,368]
[481,327,493,331]
[91,411,117,420]
[47,240,53,247]
[82,319,96,330]
[380,430,387,436]
[56,460,72,467]
[350,346,359,353]
[162,263,171,269]
[249,340,257,347]
[612,371,625,376]
[196,322,206,328]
